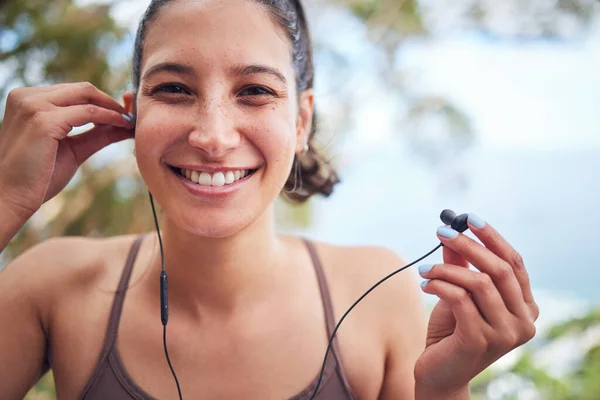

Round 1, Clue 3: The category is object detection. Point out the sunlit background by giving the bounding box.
[2,0,600,398]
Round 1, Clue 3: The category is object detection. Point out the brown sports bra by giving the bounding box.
[78,236,357,400]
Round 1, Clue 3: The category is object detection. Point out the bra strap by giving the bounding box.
[302,239,355,398]
[105,235,144,349]
[80,235,144,399]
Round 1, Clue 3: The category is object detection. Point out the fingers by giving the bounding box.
[421,264,537,351]
[50,104,134,139]
[420,278,486,332]
[436,222,530,320]
[419,264,511,327]
[6,84,134,142]
[423,276,536,357]
[42,82,128,114]
[66,124,134,165]
[466,216,537,317]
[443,245,468,268]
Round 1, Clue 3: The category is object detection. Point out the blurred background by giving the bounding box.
[1,0,600,398]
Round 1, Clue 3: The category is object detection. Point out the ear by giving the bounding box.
[295,89,314,153]
[122,91,136,115]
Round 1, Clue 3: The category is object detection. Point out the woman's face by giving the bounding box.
[131,0,313,237]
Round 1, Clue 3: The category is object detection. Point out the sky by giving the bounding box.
[398,30,600,151]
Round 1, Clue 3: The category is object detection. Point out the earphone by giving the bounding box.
[440,209,469,233]
[149,193,183,399]
[147,185,469,399]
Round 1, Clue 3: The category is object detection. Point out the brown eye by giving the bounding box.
[240,86,274,97]
[153,83,191,95]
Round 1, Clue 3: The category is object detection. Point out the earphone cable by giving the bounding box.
[149,193,165,273]
[149,192,184,400]
[163,324,183,400]
[308,242,444,400]
[149,185,444,400]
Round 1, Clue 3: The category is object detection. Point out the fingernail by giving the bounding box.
[468,213,485,229]
[122,113,132,122]
[437,226,458,239]
[420,280,430,289]
[418,264,434,275]
[128,112,136,120]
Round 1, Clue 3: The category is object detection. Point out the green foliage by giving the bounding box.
[0,0,126,99]
[334,0,425,39]
[24,371,55,400]
[498,308,600,400]
[512,352,572,399]
[577,345,600,399]
[546,309,600,340]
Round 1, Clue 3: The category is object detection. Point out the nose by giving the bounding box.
[188,98,240,158]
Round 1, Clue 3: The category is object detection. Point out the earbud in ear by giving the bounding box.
[128,113,137,136]
[440,209,469,233]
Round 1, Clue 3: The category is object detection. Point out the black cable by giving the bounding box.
[150,185,444,400]
[308,242,444,400]
[163,324,183,400]
[149,192,183,400]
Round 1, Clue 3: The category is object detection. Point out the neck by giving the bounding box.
[154,205,286,318]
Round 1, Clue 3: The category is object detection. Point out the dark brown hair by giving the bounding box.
[132,0,339,202]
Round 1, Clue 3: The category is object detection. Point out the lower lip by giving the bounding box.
[171,168,256,198]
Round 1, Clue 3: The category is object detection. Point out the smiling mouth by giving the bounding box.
[169,166,258,187]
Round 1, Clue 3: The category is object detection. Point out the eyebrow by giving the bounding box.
[142,62,197,81]
[141,62,287,85]
[230,64,287,85]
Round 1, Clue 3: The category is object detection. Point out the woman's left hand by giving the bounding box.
[413,213,539,398]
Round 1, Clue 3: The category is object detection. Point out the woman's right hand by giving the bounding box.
[0,82,135,221]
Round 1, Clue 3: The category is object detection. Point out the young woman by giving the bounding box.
[0,0,539,399]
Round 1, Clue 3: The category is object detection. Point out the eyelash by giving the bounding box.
[151,83,190,96]
[150,84,275,99]
[239,85,275,97]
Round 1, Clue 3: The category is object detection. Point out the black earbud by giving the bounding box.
[440,209,469,233]
[130,113,137,136]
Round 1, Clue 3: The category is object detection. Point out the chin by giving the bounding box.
[162,199,268,239]
[181,218,251,239]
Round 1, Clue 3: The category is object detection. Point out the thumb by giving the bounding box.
[67,124,135,165]
[442,245,469,268]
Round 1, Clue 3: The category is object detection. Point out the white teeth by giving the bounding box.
[212,172,225,187]
[190,170,199,183]
[199,172,211,186]
[225,171,235,184]
[179,168,251,186]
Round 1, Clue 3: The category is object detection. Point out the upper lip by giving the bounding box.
[169,164,259,173]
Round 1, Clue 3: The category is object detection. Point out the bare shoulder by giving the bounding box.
[307,240,427,397]
[311,240,427,350]
[312,241,422,307]
[1,234,141,320]
[3,234,139,282]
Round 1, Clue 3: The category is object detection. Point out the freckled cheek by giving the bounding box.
[134,116,187,170]
[245,116,296,167]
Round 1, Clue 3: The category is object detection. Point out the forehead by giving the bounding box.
[141,0,293,78]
